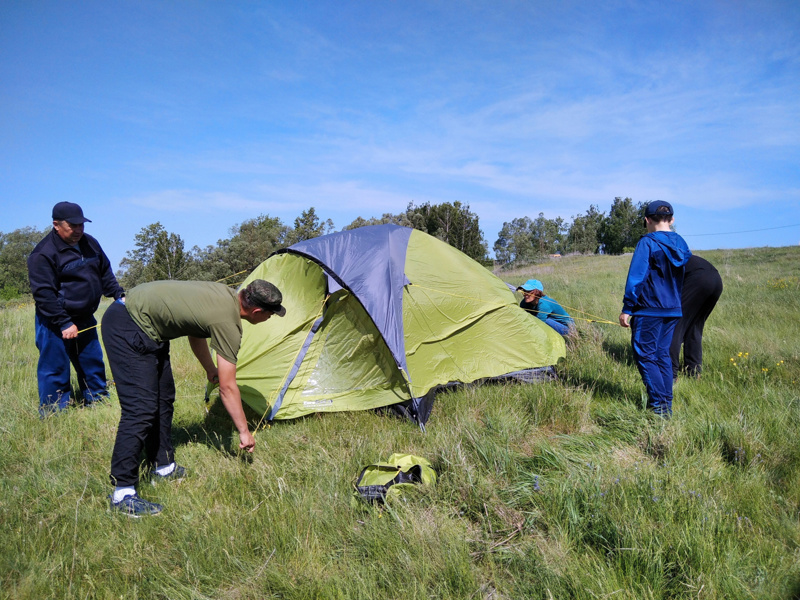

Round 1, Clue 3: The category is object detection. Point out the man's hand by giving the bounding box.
[217,355,255,453]
[619,313,631,328]
[62,324,79,339]
[238,431,256,453]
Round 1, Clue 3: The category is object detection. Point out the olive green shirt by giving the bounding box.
[126,281,242,364]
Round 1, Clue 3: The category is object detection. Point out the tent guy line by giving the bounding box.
[546,305,618,325]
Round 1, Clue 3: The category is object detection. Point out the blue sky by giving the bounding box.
[2,1,799,269]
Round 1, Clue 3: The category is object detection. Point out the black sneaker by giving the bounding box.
[109,493,163,517]
[152,465,186,484]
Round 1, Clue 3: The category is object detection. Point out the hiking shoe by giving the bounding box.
[152,465,186,484]
[109,494,163,517]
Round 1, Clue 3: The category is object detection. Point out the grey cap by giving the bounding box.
[243,279,286,316]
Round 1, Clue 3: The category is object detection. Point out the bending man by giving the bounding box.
[102,279,285,517]
[669,255,723,379]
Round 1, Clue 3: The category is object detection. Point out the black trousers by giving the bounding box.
[102,301,176,488]
[670,269,723,378]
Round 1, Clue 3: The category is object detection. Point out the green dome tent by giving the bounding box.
[232,224,565,427]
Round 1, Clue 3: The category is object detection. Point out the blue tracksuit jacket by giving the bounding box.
[622,231,691,318]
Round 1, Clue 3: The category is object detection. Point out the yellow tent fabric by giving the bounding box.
[230,226,566,424]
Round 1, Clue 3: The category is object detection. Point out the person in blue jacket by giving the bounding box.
[517,279,575,337]
[27,202,125,415]
[619,200,690,416]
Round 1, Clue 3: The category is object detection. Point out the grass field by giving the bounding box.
[1,246,799,599]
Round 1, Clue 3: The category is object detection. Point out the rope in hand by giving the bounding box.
[548,303,618,325]
[76,324,100,334]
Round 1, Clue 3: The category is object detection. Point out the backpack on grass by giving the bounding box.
[354,453,436,503]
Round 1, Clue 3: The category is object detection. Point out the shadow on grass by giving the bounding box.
[171,398,277,457]
[172,420,233,453]
[562,370,636,406]
[559,368,649,440]
[786,577,800,600]
[602,339,635,365]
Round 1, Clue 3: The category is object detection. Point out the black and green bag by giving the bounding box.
[354,453,436,503]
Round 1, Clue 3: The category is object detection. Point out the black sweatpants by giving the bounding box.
[670,256,723,379]
[102,301,176,488]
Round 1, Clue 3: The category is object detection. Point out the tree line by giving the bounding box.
[0,197,649,298]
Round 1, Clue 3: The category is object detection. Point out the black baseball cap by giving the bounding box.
[644,200,674,217]
[52,202,92,224]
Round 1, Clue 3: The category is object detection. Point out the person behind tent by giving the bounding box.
[618,200,691,417]
[517,279,575,337]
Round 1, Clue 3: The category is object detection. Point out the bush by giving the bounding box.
[0,284,20,300]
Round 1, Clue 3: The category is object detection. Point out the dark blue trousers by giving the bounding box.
[35,314,108,415]
[630,315,679,416]
[102,301,176,488]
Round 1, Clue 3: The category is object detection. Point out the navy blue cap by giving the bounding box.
[52,202,91,224]
[644,200,673,217]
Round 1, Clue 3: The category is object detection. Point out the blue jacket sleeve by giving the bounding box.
[622,239,651,314]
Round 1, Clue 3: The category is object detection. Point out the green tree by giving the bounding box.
[494,217,537,265]
[221,214,289,274]
[599,197,645,254]
[180,244,229,282]
[342,201,489,260]
[179,214,290,284]
[151,229,186,281]
[185,215,289,285]
[117,222,188,288]
[565,205,605,254]
[409,201,488,261]
[531,212,566,255]
[493,212,566,266]
[0,226,47,297]
[285,207,334,245]
[344,205,428,232]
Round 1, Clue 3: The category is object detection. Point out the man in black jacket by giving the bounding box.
[28,202,124,415]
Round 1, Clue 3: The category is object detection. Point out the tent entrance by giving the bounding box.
[269,290,410,421]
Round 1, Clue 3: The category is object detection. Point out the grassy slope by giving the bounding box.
[1,246,799,599]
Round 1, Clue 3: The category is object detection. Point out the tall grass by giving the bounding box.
[1,246,799,599]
